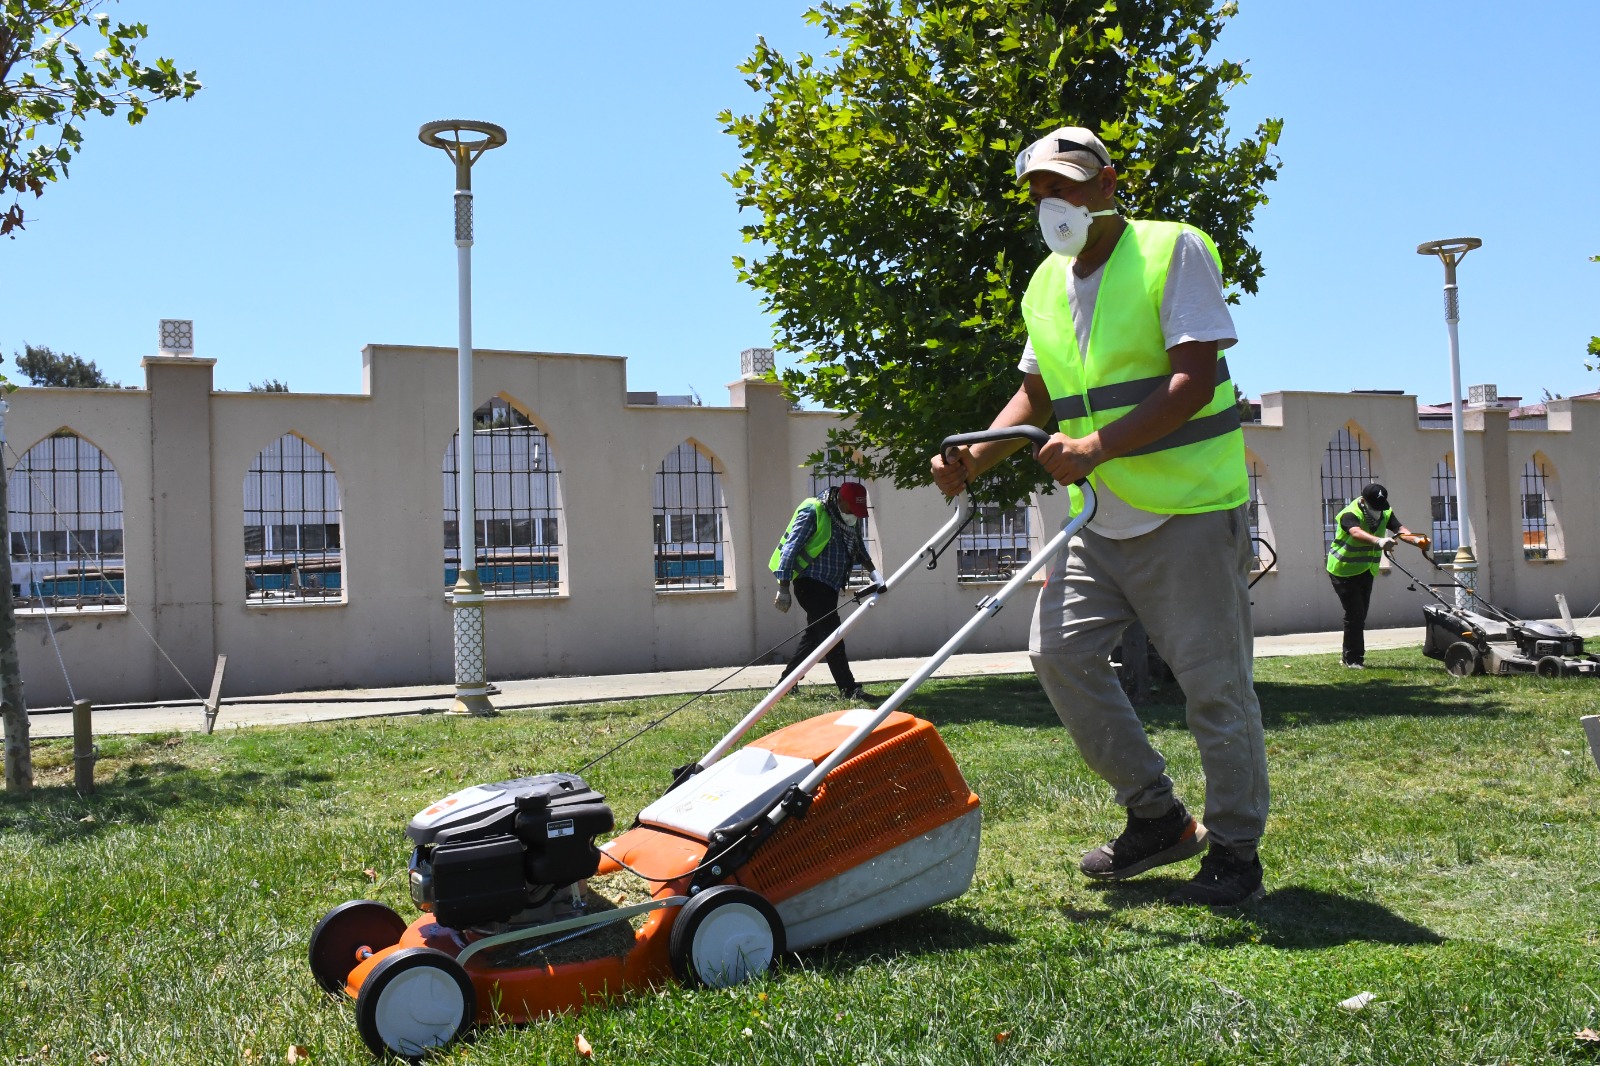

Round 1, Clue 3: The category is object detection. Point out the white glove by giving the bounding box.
[774,582,792,612]
[1377,536,1396,551]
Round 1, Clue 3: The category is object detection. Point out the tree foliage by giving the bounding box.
[1,0,199,236]
[13,343,116,386]
[248,378,290,392]
[723,0,1281,504]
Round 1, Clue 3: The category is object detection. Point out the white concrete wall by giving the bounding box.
[1241,392,1600,635]
[6,346,1599,707]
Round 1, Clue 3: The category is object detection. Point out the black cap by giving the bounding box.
[1361,483,1388,508]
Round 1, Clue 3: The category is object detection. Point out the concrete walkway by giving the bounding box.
[26,617,1600,739]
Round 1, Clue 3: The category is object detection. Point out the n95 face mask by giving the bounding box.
[1038,198,1118,258]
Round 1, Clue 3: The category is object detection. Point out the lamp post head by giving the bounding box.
[1418,237,1482,284]
[418,119,507,190]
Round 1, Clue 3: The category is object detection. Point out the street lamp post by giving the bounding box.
[420,119,508,716]
[1417,237,1483,610]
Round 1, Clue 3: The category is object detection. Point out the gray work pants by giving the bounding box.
[1028,504,1269,853]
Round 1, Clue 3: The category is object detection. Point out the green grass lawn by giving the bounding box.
[4,648,1599,1065]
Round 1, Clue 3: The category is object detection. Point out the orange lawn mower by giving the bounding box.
[307,427,1097,1059]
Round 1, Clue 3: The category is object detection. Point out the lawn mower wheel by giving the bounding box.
[308,900,407,995]
[354,947,475,1060]
[1444,642,1484,677]
[669,885,785,989]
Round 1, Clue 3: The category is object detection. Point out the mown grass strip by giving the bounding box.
[3,649,1597,1064]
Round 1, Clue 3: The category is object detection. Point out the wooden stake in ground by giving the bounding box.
[0,396,32,794]
[203,654,227,735]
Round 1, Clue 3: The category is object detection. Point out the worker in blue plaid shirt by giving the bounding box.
[772,482,880,702]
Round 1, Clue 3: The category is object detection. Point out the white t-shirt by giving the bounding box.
[1019,228,1238,539]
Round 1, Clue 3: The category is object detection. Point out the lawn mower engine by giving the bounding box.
[406,772,615,929]
[1509,621,1587,661]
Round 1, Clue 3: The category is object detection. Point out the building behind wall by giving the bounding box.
[6,337,1600,707]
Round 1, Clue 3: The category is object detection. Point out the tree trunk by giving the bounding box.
[0,453,31,795]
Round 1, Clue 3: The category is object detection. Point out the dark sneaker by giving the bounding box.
[1166,843,1265,906]
[1079,802,1208,881]
[839,685,878,703]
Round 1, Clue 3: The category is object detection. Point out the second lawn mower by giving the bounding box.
[1387,547,1600,677]
[308,427,1095,1058]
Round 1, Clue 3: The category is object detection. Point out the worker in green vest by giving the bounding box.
[770,482,880,702]
[931,126,1266,906]
[1325,482,1430,669]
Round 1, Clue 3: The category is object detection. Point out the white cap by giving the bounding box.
[1014,127,1113,183]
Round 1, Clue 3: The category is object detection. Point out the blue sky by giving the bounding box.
[1,0,1597,407]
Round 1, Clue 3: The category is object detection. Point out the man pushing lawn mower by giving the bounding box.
[1325,482,1430,669]
[931,126,1268,907]
[771,481,881,703]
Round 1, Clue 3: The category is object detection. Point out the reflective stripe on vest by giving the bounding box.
[1051,356,1234,423]
[768,498,832,574]
[1020,219,1248,515]
[1326,499,1392,577]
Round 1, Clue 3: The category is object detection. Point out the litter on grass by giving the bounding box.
[1338,991,1376,1012]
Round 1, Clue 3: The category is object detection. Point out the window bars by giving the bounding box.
[7,431,126,610]
[653,442,729,591]
[1430,457,1460,563]
[956,502,1033,581]
[1246,460,1267,571]
[443,398,563,597]
[807,467,877,587]
[1321,427,1376,552]
[1521,458,1555,560]
[244,434,344,604]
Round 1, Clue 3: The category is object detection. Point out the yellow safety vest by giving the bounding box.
[1021,219,1248,514]
[1326,499,1392,577]
[768,499,832,575]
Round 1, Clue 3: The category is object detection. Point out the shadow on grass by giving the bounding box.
[791,907,1016,975]
[791,878,1440,978]
[902,673,1506,732]
[901,675,1061,729]
[1085,879,1444,950]
[0,762,336,844]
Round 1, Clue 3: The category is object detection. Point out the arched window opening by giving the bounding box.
[1430,456,1460,564]
[807,462,878,587]
[7,431,125,611]
[1521,457,1562,561]
[653,442,731,591]
[956,498,1036,582]
[443,397,564,597]
[244,434,344,604]
[1321,426,1379,553]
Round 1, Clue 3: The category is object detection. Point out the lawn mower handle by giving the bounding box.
[693,495,978,771]
[940,426,1090,491]
[1384,546,1519,626]
[786,475,1097,806]
[691,433,1098,889]
[940,425,1051,452]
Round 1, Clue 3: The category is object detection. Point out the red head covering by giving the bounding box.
[836,481,868,518]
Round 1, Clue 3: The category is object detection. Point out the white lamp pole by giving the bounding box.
[420,120,507,716]
[1417,237,1482,609]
